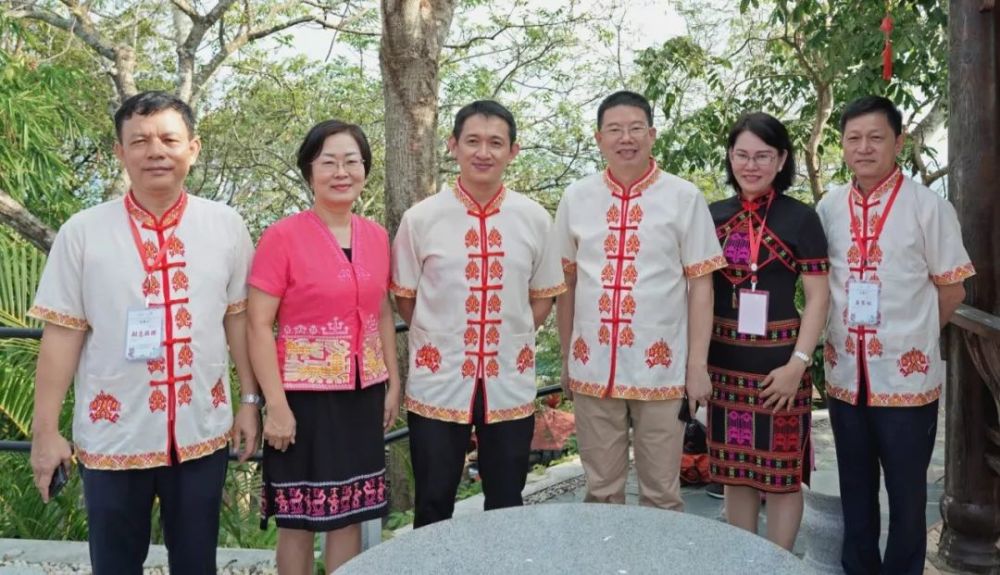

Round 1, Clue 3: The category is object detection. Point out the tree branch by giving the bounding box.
[0,189,56,253]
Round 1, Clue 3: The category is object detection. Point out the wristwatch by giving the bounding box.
[792,350,813,367]
[240,393,264,407]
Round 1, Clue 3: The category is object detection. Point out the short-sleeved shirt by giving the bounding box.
[553,160,727,400]
[28,192,253,470]
[817,167,976,406]
[391,181,566,424]
[249,211,390,391]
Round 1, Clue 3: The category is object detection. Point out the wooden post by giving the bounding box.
[940,2,1000,571]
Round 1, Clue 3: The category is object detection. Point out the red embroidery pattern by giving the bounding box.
[465,295,480,314]
[847,245,861,265]
[601,263,615,284]
[623,264,638,285]
[174,306,192,329]
[869,386,941,407]
[598,293,612,313]
[628,204,644,224]
[488,228,503,247]
[147,358,166,374]
[932,262,976,286]
[604,233,618,255]
[606,205,620,224]
[178,344,194,367]
[465,228,479,248]
[148,390,167,412]
[621,294,636,316]
[142,275,161,298]
[465,261,480,280]
[823,342,837,368]
[619,326,635,347]
[867,336,883,358]
[464,328,478,347]
[486,359,500,378]
[166,235,185,257]
[415,344,442,373]
[898,348,930,377]
[171,270,189,292]
[645,339,672,368]
[569,378,684,401]
[625,234,641,255]
[489,260,504,280]
[488,294,502,313]
[26,305,89,331]
[177,383,193,406]
[516,345,535,373]
[598,325,611,345]
[683,255,727,278]
[211,378,227,408]
[867,242,883,265]
[462,359,476,379]
[573,337,590,364]
[486,326,500,345]
[89,391,121,423]
[844,335,856,356]
[142,239,158,261]
[562,258,577,274]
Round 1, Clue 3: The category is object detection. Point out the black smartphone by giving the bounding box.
[678,396,692,423]
[48,463,69,499]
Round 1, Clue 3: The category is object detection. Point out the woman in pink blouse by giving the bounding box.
[248,120,400,573]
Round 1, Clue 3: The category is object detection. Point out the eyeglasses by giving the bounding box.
[601,124,651,141]
[313,158,364,174]
[731,151,777,167]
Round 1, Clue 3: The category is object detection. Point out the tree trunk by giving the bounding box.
[379,0,456,237]
[805,81,833,203]
[0,188,56,253]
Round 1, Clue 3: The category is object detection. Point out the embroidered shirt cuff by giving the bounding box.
[390,281,417,298]
[529,284,568,298]
[561,258,577,274]
[27,305,89,331]
[683,254,727,278]
[797,258,831,275]
[931,262,976,285]
[225,299,248,315]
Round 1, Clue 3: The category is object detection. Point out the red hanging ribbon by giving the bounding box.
[880,14,894,81]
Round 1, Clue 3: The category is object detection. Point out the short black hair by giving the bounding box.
[452,100,517,145]
[114,91,196,142]
[296,120,373,183]
[597,90,653,129]
[839,95,903,136]
[724,112,796,195]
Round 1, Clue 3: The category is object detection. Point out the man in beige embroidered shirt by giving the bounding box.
[554,91,725,510]
[28,92,260,574]
[817,95,974,575]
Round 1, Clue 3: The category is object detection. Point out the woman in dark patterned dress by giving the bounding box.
[706,112,830,550]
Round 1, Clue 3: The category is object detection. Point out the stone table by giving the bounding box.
[340,503,812,574]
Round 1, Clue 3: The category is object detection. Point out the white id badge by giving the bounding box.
[738,289,769,336]
[847,279,881,326]
[125,308,164,361]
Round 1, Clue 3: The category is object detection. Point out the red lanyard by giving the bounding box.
[741,190,774,290]
[125,193,187,303]
[847,173,902,275]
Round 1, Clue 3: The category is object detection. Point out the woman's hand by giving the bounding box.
[263,402,296,452]
[759,360,807,412]
[383,383,401,432]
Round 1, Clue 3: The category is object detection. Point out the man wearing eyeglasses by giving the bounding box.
[553,90,725,509]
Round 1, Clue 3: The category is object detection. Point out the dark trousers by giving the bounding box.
[80,447,228,575]
[408,382,535,528]
[829,382,938,575]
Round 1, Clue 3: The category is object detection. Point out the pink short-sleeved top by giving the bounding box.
[250,211,390,391]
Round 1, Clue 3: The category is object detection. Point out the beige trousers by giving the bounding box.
[574,394,685,511]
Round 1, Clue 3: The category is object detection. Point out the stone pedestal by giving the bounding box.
[802,487,846,575]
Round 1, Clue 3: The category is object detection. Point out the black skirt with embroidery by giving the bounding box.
[260,384,388,531]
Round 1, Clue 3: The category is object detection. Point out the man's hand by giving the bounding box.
[31,431,72,503]
[263,403,296,452]
[230,405,261,462]
[685,365,711,416]
[560,361,573,401]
